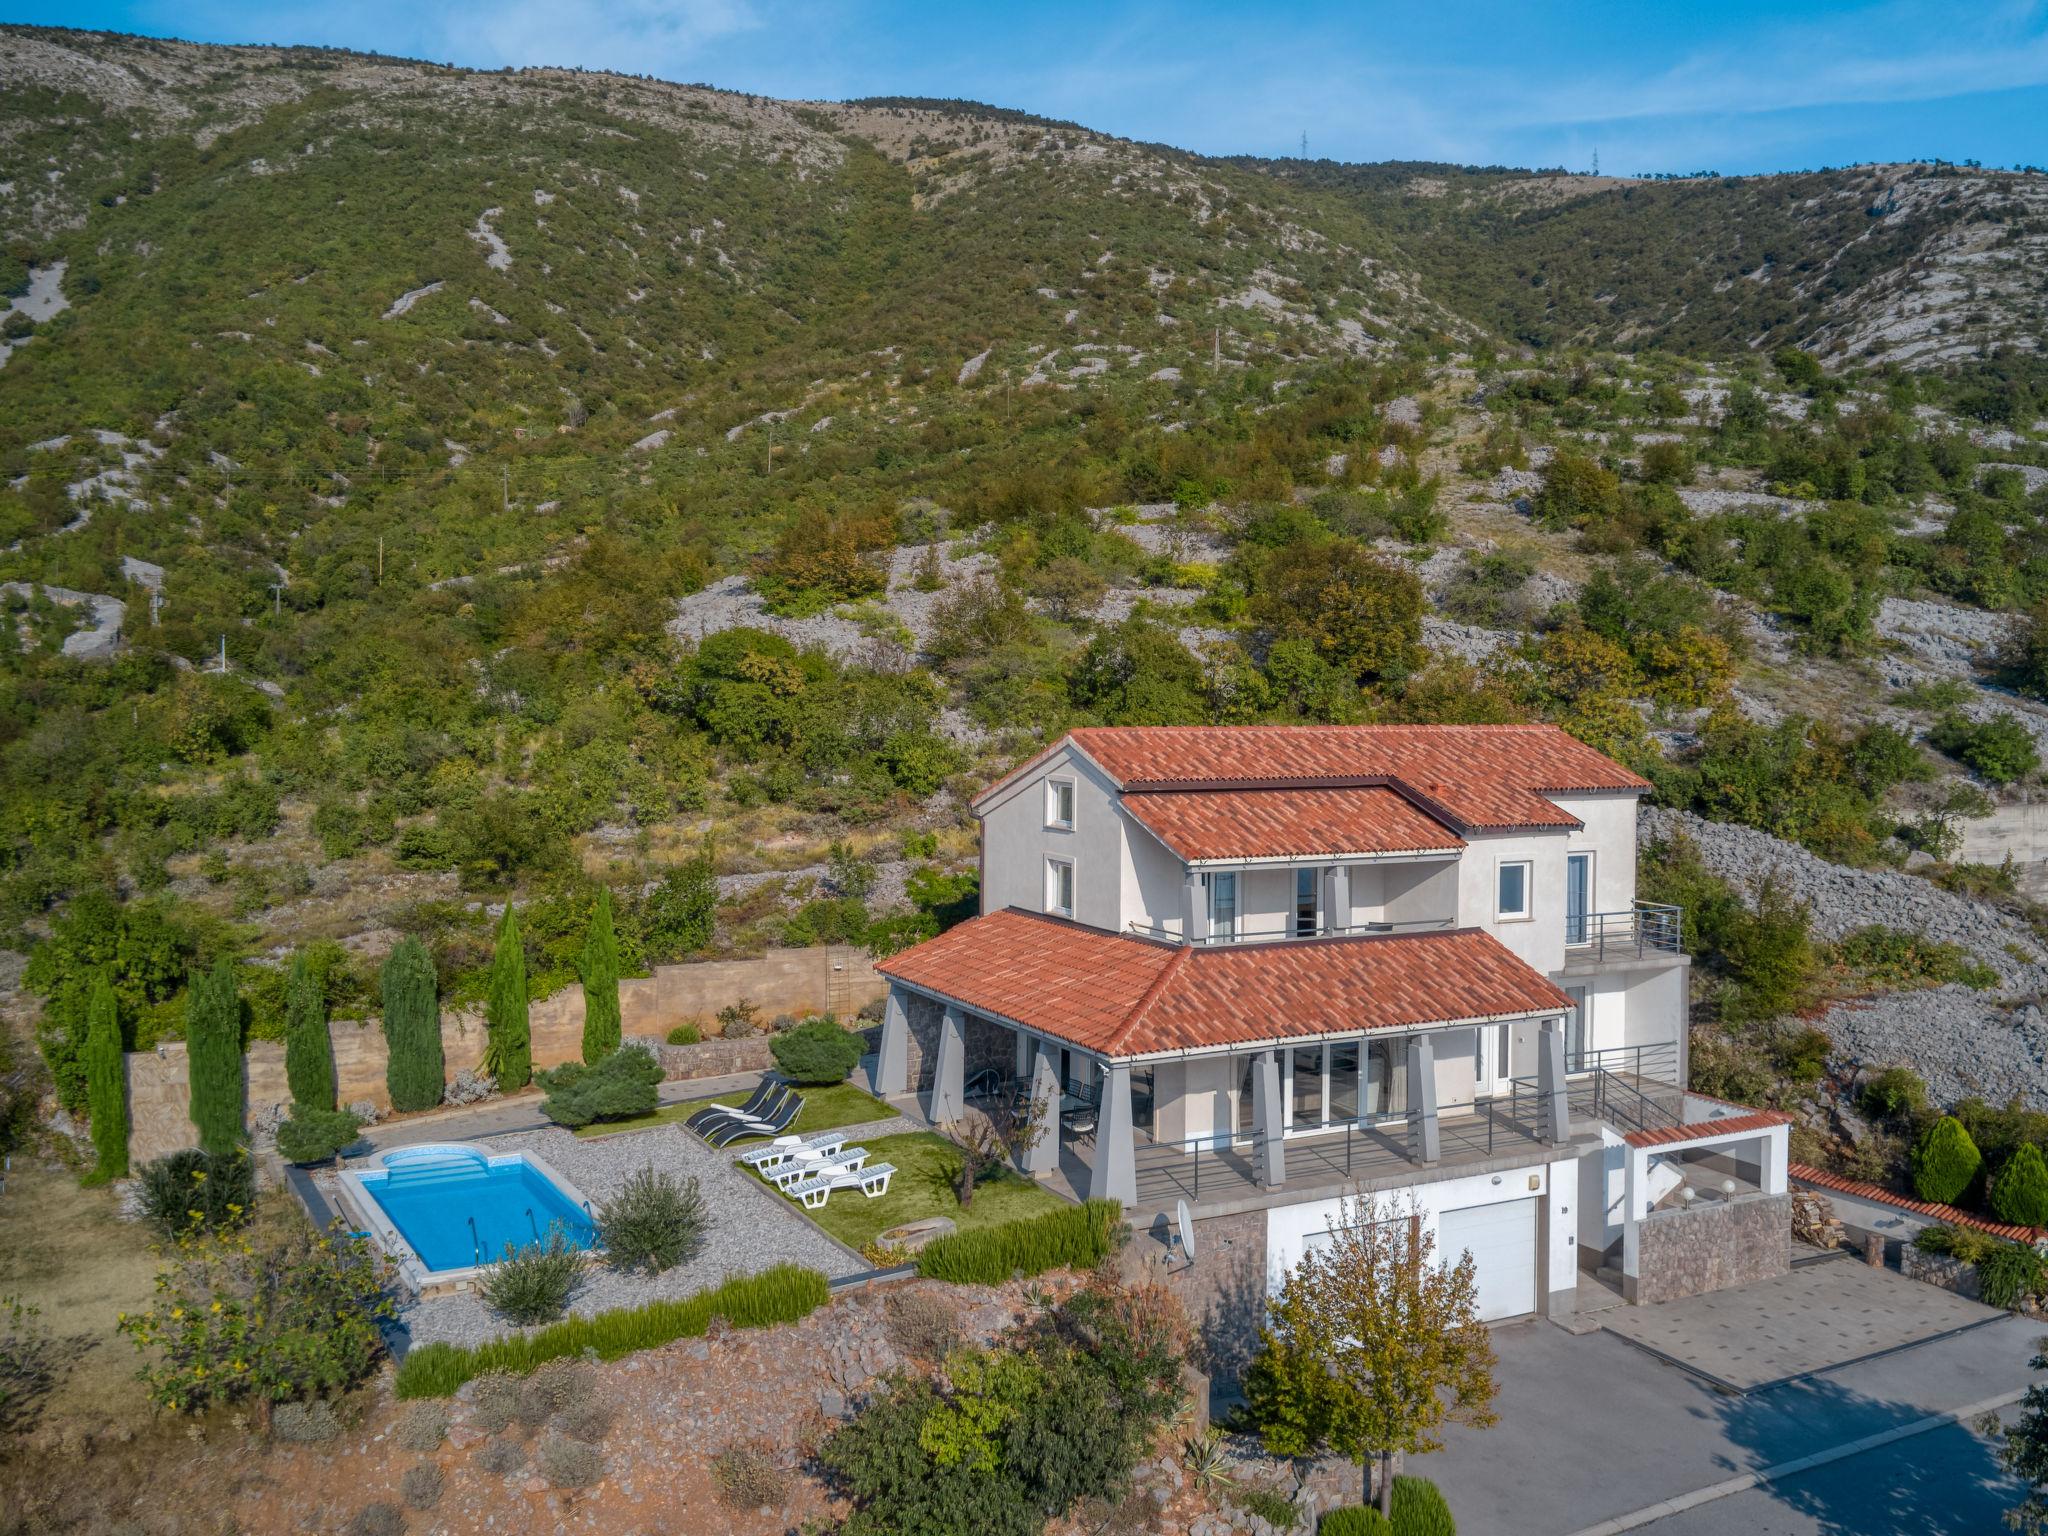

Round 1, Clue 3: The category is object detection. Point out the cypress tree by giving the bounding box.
[1910,1114,1983,1206]
[283,951,335,1112]
[185,958,245,1159]
[579,888,623,1065]
[484,905,531,1091]
[382,936,444,1112]
[1993,1142,2048,1229]
[83,971,128,1181]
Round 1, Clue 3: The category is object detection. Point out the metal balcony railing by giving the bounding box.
[1124,916,1457,947]
[1564,902,1684,961]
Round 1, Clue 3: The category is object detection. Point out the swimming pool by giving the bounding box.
[342,1143,599,1285]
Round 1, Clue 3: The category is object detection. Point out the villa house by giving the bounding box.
[875,725,1792,1322]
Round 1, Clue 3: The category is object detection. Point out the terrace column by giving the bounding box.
[929,1003,967,1125]
[1253,1049,1287,1188]
[1022,1041,1062,1178]
[1405,1033,1440,1165]
[874,984,911,1097]
[1537,1017,1572,1145]
[1181,869,1204,942]
[1327,864,1350,935]
[1088,1060,1137,1206]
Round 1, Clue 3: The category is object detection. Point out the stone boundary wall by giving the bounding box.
[1631,1191,1791,1305]
[125,945,886,1165]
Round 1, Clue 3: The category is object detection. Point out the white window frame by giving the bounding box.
[1046,855,1075,918]
[1496,859,1533,922]
[1046,776,1076,831]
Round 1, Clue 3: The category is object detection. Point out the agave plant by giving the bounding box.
[1181,1426,1235,1490]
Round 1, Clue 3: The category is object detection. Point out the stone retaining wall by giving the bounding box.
[125,945,885,1165]
[1630,1191,1791,1305]
[1900,1245,1986,1302]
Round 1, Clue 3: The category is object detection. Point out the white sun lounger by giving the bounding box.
[786,1161,895,1209]
[737,1129,850,1171]
[768,1146,868,1191]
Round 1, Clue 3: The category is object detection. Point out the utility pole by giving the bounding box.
[1212,326,1220,371]
[1300,130,1308,160]
[377,534,384,585]
[269,581,283,617]
[215,635,228,674]
[1592,147,1600,176]
[148,587,162,627]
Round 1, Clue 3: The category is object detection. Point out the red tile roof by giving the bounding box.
[1624,1109,1790,1149]
[975,725,1649,832]
[1792,1164,2044,1244]
[1123,785,1464,862]
[876,907,1574,1059]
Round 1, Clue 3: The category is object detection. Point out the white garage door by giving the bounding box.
[1438,1198,1538,1321]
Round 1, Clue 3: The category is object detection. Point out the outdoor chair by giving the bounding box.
[737,1129,849,1171]
[786,1161,896,1209]
[685,1078,781,1137]
[767,1145,869,1191]
[704,1090,802,1147]
[690,1083,795,1144]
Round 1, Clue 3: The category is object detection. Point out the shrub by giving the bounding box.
[1979,1243,2048,1310]
[915,1200,1125,1285]
[665,1023,701,1045]
[1235,1487,1303,1529]
[483,905,532,1093]
[345,1504,404,1536]
[711,1443,787,1510]
[474,1439,526,1475]
[394,1400,448,1452]
[1992,1143,2048,1228]
[476,1228,585,1325]
[400,1462,444,1511]
[883,1290,960,1360]
[522,1356,595,1418]
[579,889,623,1065]
[118,1223,392,1413]
[185,958,245,1157]
[1930,713,2040,785]
[534,1432,603,1489]
[1911,1115,1984,1205]
[83,972,127,1181]
[1321,1509,1394,1536]
[272,1399,341,1443]
[136,1148,256,1237]
[770,1017,866,1084]
[381,937,444,1112]
[718,999,761,1039]
[275,1107,363,1165]
[395,1266,830,1397]
[283,951,335,1112]
[1388,1476,1456,1536]
[1833,927,1998,993]
[539,1044,661,1127]
[596,1168,707,1273]
[1914,1223,1999,1265]
[469,1371,522,1432]
[555,1398,614,1443]
[1858,1066,1928,1123]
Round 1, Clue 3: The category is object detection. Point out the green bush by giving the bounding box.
[283,952,335,1112]
[1235,1488,1303,1530]
[476,1227,586,1326]
[1389,1476,1456,1536]
[578,889,623,1065]
[1320,1510,1394,1536]
[1979,1242,2048,1310]
[1914,1223,1999,1265]
[1858,1065,1928,1123]
[770,1017,866,1085]
[136,1148,255,1237]
[483,905,531,1092]
[1832,927,1999,993]
[381,937,444,1113]
[665,1023,701,1046]
[83,972,127,1181]
[185,958,245,1158]
[275,1107,363,1165]
[394,1266,830,1397]
[1911,1115,1984,1205]
[1992,1144,2048,1228]
[596,1168,707,1274]
[915,1199,1125,1285]
[1930,713,2040,785]
[538,1043,661,1127]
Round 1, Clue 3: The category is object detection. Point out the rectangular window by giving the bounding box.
[1292,1045,1324,1130]
[1047,778,1075,830]
[1208,871,1238,940]
[1497,860,1531,920]
[1329,1041,1360,1123]
[1294,867,1319,937]
[1047,857,1074,918]
[1498,1023,1512,1082]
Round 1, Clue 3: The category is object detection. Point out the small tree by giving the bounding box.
[1995,1144,2048,1229]
[184,959,245,1159]
[1990,1336,2048,1535]
[381,937,444,1113]
[1242,1192,1499,1515]
[83,971,128,1182]
[1911,1115,1983,1206]
[484,905,531,1092]
[770,1018,866,1085]
[578,889,623,1066]
[283,951,335,1113]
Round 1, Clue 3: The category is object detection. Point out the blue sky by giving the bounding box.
[13,0,2048,174]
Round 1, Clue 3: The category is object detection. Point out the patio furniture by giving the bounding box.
[703,1091,802,1147]
[685,1081,785,1139]
[767,1146,869,1191]
[786,1161,896,1209]
[737,1129,850,1172]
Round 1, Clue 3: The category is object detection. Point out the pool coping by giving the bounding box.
[338,1141,600,1293]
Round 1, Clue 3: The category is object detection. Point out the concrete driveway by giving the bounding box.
[1407,1303,2039,1536]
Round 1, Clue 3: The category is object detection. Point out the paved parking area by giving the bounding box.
[1408,1303,2038,1536]
[1598,1260,2005,1391]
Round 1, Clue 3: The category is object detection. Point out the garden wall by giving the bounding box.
[123,944,887,1164]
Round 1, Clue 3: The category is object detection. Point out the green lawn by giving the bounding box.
[576,1079,893,1140]
[757,1129,1069,1251]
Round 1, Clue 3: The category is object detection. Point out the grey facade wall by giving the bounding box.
[1630,1191,1790,1305]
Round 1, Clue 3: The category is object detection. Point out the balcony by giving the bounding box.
[1562,902,1684,970]
[1124,916,1456,947]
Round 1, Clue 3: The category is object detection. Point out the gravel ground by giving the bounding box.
[1874,596,2014,668]
[1818,991,2048,1110]
[1675,487,1819,519]
[359,1122,869,1350]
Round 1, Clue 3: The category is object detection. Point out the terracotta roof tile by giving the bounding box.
[1624,1109,1790,1149]
[876,907,1573,1059]
[1791,1163,2045,1244]
[1124,785,1464,862]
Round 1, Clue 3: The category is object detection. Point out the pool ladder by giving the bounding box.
[526,1207,541,1243]
[467,1215,483,1267]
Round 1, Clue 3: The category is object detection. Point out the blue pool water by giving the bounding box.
[360,1146,597,1273]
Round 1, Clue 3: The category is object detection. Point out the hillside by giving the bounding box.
[4,24,2048,1174]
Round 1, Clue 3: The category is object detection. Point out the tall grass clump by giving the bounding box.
[914,1199,1124,1285]
[394,1265,830,1397]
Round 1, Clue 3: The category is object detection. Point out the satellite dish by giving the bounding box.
[1175,1198,1197,1265]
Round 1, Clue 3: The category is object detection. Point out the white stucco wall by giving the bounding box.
[977,745,1125,929]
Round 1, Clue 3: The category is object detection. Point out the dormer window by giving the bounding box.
[1047,777,1075,830]
[1047,856,1075,918]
